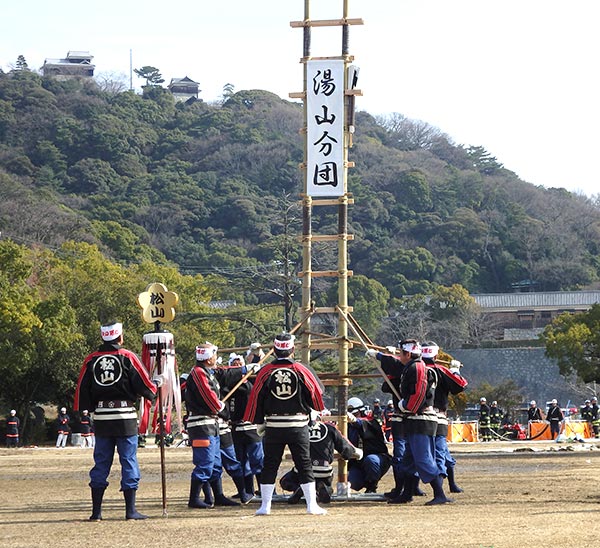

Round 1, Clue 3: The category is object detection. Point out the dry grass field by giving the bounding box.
[1,440,600,548]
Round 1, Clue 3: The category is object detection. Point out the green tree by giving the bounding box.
[542,305,600,383]
[0,241,83,442]
[222,83,235,101]
[467,380,524,423]
[467,145,503,175]
[15,55,29,71]
[373,247,437,298]
[345,275,390,338]
[134,66,164,86]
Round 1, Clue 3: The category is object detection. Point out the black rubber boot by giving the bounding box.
[413,477,426,496]
[202,482,214,507]
[287,487,303,504]
[425,475,453,506]
[364,480,378,493]
[384,469,404,500]
[89,487,105,521]
[316,481,331,504]
[447,466,463,493]
[233,475,254,504]
[188,479,211,509]
[211,478,241,506]
[388,475,416,504]
[123,489,149,520]
[244,475,255,498]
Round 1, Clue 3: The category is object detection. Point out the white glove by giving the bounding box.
[250,342,262,351]
[256,423,266,437]
[352,447,363,460]
[365,348,378,360]
[152,373,167,388]
[216,356,223,365]
[450,359,463,374]
[347,411,357,423]
[397,400,407,413]
[386,346,396,354]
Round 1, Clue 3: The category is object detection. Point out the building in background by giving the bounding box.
[473,290,600,341]
[168,76,200,103]
[42,51,94,79]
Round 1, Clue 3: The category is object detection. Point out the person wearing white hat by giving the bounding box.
[5,409,19,448]
[184,342,231,509]
[246,342,265,363]
[527,400,544,422]
[79,410,94,448]
[366,338,452,505]
[546,399,564,439]
[208,351,257,507]
[228,350,265,504]
[421,341,468,495]
[478,397,491,442]
[580,399,593,428]
[244,332,327,515]
[75,320,161,521]
[55,407,71,448]
[591,397,600,438]
[345,397,391,495]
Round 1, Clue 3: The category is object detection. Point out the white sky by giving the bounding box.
[2,0,598,197]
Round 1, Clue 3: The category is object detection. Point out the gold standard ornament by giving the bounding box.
[137,282,179,324]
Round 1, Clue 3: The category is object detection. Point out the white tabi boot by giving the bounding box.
[300,482,327,515]
[255,483,275,515]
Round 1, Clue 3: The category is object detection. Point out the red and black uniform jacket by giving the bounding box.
[56,413,71,435]
[184,363,223,438]
[6,416,19,439]
[79,415,94,436]
[243,358,324,428]
[425,359,468,437]
[75,341,157,437]
[399,358,437,436]
[379,353,406,435]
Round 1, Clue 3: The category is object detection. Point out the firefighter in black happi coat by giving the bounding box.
[244,332,326,515]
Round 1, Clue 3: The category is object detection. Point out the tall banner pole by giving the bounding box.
[155,323,167,516]
[291,0,363,497]
[137,282,179,518]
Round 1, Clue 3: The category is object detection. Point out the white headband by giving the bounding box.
[196,343,217,361]
[421,345,439,358]
[101,322,123,341]
[274,335,295,351]
[401,341,422,355]
[228,353,244,366]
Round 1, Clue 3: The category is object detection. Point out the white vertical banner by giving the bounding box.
[306,59,345,197]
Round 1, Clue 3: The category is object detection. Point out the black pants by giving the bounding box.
[261,426,313,485]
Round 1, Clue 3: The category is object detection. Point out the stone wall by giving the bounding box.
[448,347,590,407]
